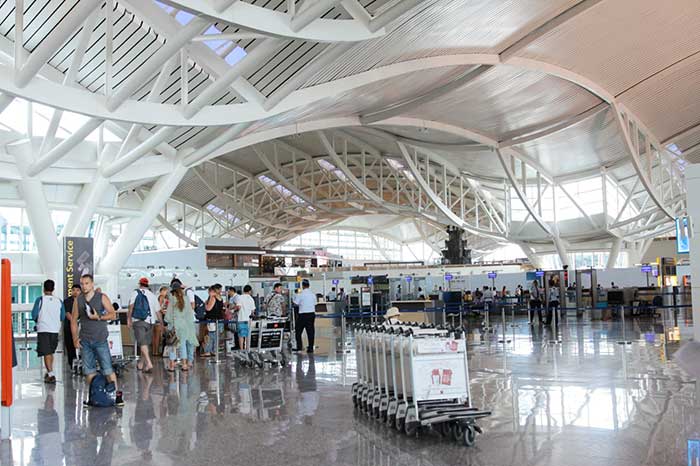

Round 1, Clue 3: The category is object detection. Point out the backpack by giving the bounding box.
[31,296,43,322]
[89,373,116,407]
[132,289,151,320]
[193,292,206,320]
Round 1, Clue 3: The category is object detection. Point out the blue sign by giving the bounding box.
[641,265,652,273]
[487,272,497,279]
[331,279,339,285]
[676,216,690,254]
[367,276,373,285]
[405,276,412,283]
[535,270,545,277]
[444,273,453,281]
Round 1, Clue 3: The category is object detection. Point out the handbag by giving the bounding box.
[164,328,179,347]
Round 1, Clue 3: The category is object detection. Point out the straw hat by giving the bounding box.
[384,307,400,320]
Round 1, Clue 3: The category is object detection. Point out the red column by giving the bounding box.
[1,259,12,407]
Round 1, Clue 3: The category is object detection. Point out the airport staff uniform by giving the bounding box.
[293,288,317,352]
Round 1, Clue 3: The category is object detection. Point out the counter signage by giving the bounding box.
[641,265,652,273]
[367,276,374,285]
[535,270,544,277]
[487,272,497,279]
[331,279,339,285]
[405,276,412,283]
[63,237,93,299]
[444,273,453,281]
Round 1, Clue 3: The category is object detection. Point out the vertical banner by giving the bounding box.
[63,237,94,298]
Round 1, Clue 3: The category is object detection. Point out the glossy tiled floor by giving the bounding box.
[2,315,699,466]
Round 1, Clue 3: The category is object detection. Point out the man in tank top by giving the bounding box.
[70,274,124,406]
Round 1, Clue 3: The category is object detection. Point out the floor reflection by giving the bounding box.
[4,316,700,466]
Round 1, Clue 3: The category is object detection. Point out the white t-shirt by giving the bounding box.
[228,294,240,309]
[129,288,159,324]
[293,289,317,314]
[186,288,196,310]
[237,294,256,322]
[35,295,64,333]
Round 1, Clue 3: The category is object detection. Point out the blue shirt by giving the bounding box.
[293,289,316,314]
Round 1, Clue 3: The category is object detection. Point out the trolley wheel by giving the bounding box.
[463,425,476,447]
[437,422,450,437]
[451,423,464,442]
[396,417,405,432]
[405,422,418,437]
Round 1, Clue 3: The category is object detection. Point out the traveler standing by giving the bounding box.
[153,286,169,357]
[165,281,198,371]
[293,280,317,353]
[226,287,239,317]
[483,286,494,315]
[32,279,65,384]
[70,274,124,406]
[128,277,159,373]
[547,277,560,326]
[202,286,224,357]
[264,283,287,318]
[529,280,543,325]
[235,285,256,350]
[63,284,81,368]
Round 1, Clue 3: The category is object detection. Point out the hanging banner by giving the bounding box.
[63,237,94,298]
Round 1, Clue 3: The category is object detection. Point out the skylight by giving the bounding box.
[386,158,404,170]
[317,159,347,181]
[259,175,307,205]
[0,98,120,142]
[206,203,239,224]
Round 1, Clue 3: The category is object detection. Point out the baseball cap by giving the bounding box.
[139,277,150,286]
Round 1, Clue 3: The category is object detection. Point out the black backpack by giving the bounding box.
[89,373,116,407]
[192,292,206,320]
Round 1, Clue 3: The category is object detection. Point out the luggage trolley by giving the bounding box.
[352,323,491,447]
[72,324,130,377]
[232,317,289,368]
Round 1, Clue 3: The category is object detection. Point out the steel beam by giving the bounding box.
[99,164,189,275]
[290,0,341,32]
[496,149,553,236]
[15,0,103,87]
[27,118,103,177]
[318,131,400,214]
[399,142,505,240]
[613,105,675,220]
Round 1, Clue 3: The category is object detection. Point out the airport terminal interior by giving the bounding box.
[2,0,700,465]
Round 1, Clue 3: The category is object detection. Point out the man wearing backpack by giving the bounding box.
[32,279,65,384]
[128,277,159,373]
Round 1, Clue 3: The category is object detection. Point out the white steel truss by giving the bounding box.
[0,0,693,276]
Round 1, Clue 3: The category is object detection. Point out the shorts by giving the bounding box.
[81,340,113,376]
[37,332,59,357]
[237,322,249,338]
[133,320,153,347]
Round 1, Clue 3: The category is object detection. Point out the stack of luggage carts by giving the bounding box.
[230,317,290,368]
[352,322,491,447]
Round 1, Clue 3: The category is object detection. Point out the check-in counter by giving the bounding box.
[311,301,343,356]
[391,300,432,324]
